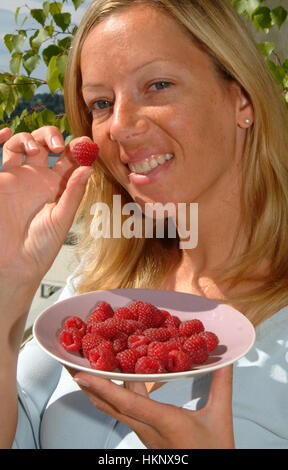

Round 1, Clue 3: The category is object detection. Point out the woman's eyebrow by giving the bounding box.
[82,58,170,90]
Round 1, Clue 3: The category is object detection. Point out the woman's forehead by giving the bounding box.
[80,4,209,77]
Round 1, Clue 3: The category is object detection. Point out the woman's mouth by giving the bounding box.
[127,153,175,175]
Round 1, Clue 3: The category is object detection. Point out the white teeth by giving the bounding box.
[128,153,174,174]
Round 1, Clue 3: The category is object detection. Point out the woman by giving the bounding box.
[1,0,288,449]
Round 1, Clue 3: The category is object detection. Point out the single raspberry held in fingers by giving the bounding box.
[72,141,99,166]
[59,327,82,352]
[198,331,219,352]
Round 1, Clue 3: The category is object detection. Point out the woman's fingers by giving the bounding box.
[74,374,170,426]
[2,127,65,171]
[51,166,94,235]
[0,127,12,144]
[2,133,41,170]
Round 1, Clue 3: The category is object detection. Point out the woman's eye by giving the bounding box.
[151,81,172,91]
[92,99,113,111]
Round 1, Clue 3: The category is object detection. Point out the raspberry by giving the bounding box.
[162,313,181,329]
[89,343,118,371]
[143,327,171,342]
[167,349,193,372]
[128,334,150,349]
[81,333,107,358]
[165,336,186,351]
[87,301,114,331]
[116,349,141,373]
[183,335,209,364]
[63,316,87,337]
[59,327,82,352]
[132,301,162,328]
[112,332,128,353]
[114,306,138,321]
[135,344,149,356]
[135,356,165,374]
[198,331,219,352]
[179,319,205,337]
[72,141,99,166]
[147,341,169,367]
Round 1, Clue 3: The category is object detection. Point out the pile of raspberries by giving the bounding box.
[59,300,219,374]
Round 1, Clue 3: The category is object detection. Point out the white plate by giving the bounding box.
[33,288,256,382]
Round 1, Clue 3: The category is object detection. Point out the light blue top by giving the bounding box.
[12,276,288,449]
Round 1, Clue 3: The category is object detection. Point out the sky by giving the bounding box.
[0,0,91,92]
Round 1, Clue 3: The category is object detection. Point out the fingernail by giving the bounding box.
[27,140,39,151]
[73,377,90,388]
[51,136,64,149]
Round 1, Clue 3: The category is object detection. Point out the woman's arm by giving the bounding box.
[0,127,94,448]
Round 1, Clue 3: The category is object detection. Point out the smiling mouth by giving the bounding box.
[127,153,175,175]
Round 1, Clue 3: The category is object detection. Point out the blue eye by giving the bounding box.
[152,81,171,90]
[94,99,112,110]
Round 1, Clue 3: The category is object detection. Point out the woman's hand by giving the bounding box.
[0,126,94,286]
[73,365,235,449]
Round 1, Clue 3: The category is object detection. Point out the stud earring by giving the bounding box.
[110,133,116,141]
[244,118,251,125]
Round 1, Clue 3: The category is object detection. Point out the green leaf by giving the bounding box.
[42,44,62,66]
[0,84,10,103]
[53,12,71,32]
[271,7,287,29]
[43,1,50,17]
[4,34,14,53]
[49,2,62,16]
[72,0,86,10]
[13,77,36,102]
[230,0,247,15]
[30,28,50,49]
[22,53,41,76]
[245,0,263,17]
[58,36,72,51]
[12,32,27,53]
[258,41,275,58]
[30,9,47,26]
[252,6,272,31]
[9,52,22,75]
[46,55,61,94]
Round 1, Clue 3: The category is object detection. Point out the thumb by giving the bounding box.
[53,166,94,233]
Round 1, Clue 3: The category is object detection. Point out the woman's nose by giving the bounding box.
[109,96,149,142]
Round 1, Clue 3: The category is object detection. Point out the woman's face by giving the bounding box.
[81,4,251,208]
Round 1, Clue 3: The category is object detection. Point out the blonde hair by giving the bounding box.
[64,0,288,327]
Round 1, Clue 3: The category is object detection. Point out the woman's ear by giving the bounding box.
[237,84,254,129]
[234,83,254,129]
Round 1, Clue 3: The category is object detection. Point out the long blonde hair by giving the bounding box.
[64,0,288,326]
